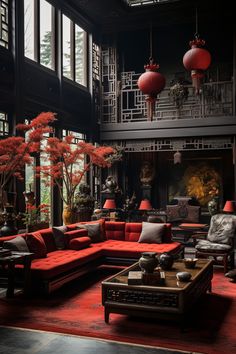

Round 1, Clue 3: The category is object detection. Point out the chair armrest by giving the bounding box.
[192,232,208,246]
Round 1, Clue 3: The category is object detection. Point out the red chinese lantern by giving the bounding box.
[137,57,166,120]
[183,37,211,94]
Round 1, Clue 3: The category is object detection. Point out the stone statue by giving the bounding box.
[75,183,94,210]
[140,161,155,186]
[101,176,121,194]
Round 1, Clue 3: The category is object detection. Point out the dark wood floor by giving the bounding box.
[0,326,193,354]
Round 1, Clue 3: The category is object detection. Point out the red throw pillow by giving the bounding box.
[64,229,88,245]
[25,232,47,259]
[69,237,91,250]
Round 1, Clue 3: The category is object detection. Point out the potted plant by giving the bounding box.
[0,112,56,229]
[169,81,189,109]
[38,136,115,224]
[22,203,50,232]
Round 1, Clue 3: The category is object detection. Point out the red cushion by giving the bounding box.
[101,240,182,258]
[65,224,78,231]
[125,223,142,242]
[105,221,125,240]
[29,248,103,279]
[39,228,57,252]
[25,232,47,259]
[69,237,91,250]
[64,229,88,246]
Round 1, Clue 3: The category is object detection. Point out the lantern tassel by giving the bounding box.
[191,69,204,94]
[146,96,156,121]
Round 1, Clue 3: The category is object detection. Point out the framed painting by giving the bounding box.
[167,158,222,209]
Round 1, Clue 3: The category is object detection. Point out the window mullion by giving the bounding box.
[51,5,56,70]
[34,0,39,62]
[71,20,75,81]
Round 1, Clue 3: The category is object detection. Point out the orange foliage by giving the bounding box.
[0,112,56,204]
[38,136,115,209]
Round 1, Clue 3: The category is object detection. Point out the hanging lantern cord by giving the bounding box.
[194,7,199,39]
[149,21,153,59]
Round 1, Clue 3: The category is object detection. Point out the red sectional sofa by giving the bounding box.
[0,220,183,294]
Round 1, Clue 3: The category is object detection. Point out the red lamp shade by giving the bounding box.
[183,37,211,94]
[103,199,116,209]
[137,58,166,121]
[139,199,152,210]
[223,201,235,213]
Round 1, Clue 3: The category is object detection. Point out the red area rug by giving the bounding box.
[0,266,236,354]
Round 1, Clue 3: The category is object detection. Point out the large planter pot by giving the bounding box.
[62,206,77,225]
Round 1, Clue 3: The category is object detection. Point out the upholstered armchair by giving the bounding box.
[193,213,236,273]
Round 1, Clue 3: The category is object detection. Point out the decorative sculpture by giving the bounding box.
[140,161,155,186]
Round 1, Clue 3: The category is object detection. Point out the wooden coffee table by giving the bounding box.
[102,259,213,324]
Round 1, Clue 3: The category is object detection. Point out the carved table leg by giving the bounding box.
[6,260,16,298]
[105,308,110,324]
[22,255,32,296]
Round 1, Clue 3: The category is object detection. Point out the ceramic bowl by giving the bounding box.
[176,271,192,282]
[184,258,198,269]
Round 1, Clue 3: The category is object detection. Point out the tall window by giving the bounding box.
[62,15,87,86]
[0,0,9,48]
[75,24,86,85]
[24,0,34,59]
[0,112,9,136]
[24,0,55,70]
[40,135,51,217]
[40,0,54,69]
[62,15,72,80]
[25,127,52,224]
[25,124,36,212]
[24,1,88,82]
[62,130,86,206]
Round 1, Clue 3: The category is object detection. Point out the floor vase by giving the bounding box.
[62,206,77,225]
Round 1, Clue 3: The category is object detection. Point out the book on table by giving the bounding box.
[128,271,143,285]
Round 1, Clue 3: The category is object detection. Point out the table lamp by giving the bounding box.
[139,199,152,210]
[103,199,117,220]
[223,200,235,213]
[103,199,116,209]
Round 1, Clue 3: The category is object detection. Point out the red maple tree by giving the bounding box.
[37,136,115,210]
[0,112,56,209]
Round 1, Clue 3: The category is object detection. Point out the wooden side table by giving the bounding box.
[0,251,33,297]
[172,223,209,244]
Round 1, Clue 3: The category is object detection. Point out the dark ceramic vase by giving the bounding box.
[0,220,17,236]
[139,252,158,273]
[159,252,174,270]
[0,206,17,237]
